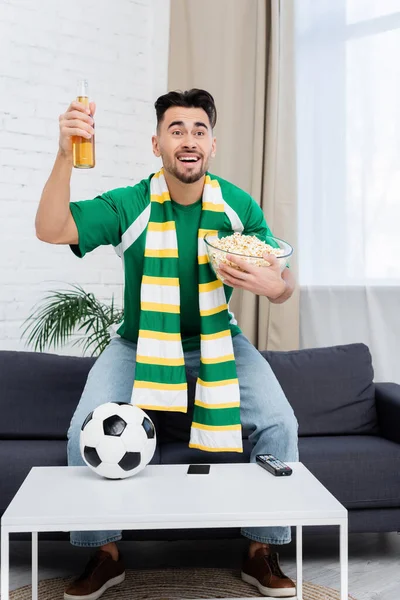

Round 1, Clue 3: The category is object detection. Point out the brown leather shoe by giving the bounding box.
[64,549,125,600]
[241,548,296,597]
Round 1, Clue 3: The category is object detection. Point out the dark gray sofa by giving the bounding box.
[1,342,400,538]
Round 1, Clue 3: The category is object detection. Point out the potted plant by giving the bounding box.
[22,284,123,356]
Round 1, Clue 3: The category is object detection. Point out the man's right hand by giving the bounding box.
[58,100,96,158]
[35,100,95,244]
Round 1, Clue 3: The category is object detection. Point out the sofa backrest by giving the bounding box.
[261,343,378,436]
[0,351,96,440]
[0,343,378,440]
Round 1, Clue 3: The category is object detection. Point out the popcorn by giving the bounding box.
[212,232,283,258]
[208,232,284,273]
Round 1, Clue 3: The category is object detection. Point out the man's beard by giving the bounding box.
[163,154,210,184]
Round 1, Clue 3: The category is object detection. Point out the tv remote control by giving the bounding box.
[256,454,293,476]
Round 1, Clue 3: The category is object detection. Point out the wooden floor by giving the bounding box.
[1,533,400,599]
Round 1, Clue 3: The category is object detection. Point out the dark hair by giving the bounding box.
[154,89,217,130]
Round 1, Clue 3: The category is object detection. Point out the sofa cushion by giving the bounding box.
[0,351,96,439]
[262,343,378,436]
[0,351,164,440]
[299,435,400,509]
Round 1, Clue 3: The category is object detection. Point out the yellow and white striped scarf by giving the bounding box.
[131,169,242,453]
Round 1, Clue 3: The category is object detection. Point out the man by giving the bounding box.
[36,89,298,599]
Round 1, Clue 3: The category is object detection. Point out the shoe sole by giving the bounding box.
[64,571,126,600]
[241,571,297,598]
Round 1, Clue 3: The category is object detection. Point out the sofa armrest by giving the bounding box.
[375,382,400,444]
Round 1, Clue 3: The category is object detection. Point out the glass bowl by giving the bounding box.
[204,231,293,282]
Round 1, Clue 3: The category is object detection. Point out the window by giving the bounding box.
[296,0,400,285]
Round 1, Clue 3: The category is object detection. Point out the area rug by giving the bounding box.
[8,568,357,599]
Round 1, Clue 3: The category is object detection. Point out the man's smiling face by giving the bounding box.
[152,106,216,184]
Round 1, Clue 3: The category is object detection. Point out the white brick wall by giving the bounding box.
[0,0,170,355]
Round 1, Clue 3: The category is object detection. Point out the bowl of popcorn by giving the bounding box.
[204,231,293,282]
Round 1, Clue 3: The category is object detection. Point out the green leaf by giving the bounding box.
[21,284,124,356]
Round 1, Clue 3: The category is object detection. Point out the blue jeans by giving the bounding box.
[67,334,299,547]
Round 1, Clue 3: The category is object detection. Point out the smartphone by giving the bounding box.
[187,464,210,475]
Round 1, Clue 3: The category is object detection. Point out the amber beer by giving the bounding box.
[72,79,95,169]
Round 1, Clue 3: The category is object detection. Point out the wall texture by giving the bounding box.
[0,0,170,354]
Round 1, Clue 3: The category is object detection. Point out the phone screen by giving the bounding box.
[187,464,210,475]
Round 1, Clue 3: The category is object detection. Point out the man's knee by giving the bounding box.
[67,413,83,445]
[67,417,86,467]
[280,412,299,460]
[269,411,298,449]
[282,410,299,441]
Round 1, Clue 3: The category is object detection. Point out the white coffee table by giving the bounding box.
[1,463,348,600]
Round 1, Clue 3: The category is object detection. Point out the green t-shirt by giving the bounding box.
[70,173,274,351]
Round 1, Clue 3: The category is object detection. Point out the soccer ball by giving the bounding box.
[80,402,156,479]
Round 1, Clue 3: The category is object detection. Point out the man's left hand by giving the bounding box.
[218,252,286,300]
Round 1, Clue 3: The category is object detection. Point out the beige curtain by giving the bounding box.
[168,0,299,350]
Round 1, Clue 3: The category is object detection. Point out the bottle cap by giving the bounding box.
[77,79,89,98]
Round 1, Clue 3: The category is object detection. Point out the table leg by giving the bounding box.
[340,521,348,600]
[296,525,303,600]
[32,532,38,600]
[1,526,10,600]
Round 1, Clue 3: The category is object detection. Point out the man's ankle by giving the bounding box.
[248,541,270,558]
[100,542,119,561]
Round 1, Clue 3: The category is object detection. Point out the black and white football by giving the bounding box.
[79,402,156,479]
